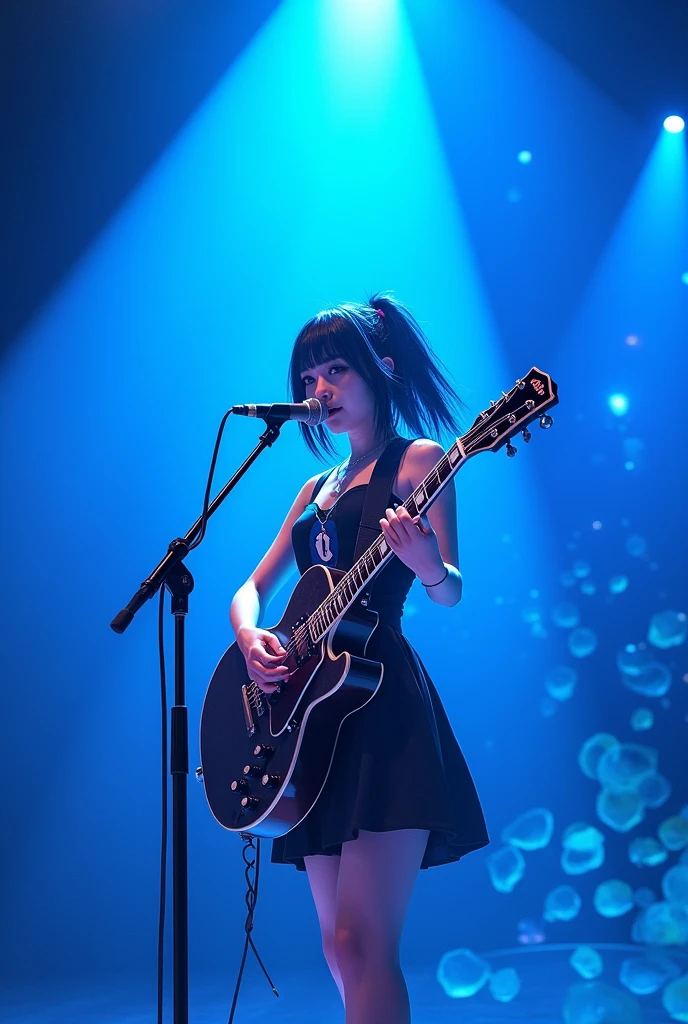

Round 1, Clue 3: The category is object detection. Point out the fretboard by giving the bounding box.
[308,437,467,643]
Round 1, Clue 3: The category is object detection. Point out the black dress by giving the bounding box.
[270,471,490,872]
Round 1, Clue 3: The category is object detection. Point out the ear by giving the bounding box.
[381,355,395,373]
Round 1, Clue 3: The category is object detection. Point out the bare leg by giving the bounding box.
[304,852,346,1007]
[333,828,430,1024]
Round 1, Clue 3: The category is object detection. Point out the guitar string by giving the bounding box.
[279,399,535,661]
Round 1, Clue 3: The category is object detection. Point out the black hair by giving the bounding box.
[288,292,467,460]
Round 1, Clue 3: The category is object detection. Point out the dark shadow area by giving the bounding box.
[2,0,280,357]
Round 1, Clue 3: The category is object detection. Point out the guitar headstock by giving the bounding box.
[463,368,559,457]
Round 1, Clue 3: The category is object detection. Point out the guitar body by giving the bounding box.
[199,563,384,837]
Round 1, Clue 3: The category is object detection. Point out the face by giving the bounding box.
[300,357,377,435]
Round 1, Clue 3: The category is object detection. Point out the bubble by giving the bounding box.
[531,621,548,639]
[546,666,577,701]
[597,789,645,832]
[544,884,581,922]
[648,610,687,649]
[569,627,598,658]
[594,879,634,918]
[662,973,688,1022]
[621,660,672,697]
[638,772,671,808]
[569,945,603,980]
[437,947,490,998]
[659,816,688,851]
[562,844,605,876]
[580,581,597,596]
[620,952,680,995]
[563,822,605,851]
[488,967,521,1002]
[634,887,657,909]
[630,707,653,731]
[521,605,541,624]
[626,534,647,557]
[662,865,688,906]
[551,603,580,629]
[629,837,668,867]
[560,570,577,587]
[563,981,641,1024]
[610,575,629,594]
[502,807,554,850]
[617,644,654,676]
[596,743,658,792]
[579,733,619,779]
[487,845,526,893]
[572,559,591,579]
[632,901,688,945]
[516,918,545,944]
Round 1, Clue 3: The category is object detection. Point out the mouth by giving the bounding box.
[327,406,342,419]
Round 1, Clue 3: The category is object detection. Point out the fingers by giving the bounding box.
[379,505,420,546]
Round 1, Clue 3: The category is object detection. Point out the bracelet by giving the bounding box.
[421,565,449,588]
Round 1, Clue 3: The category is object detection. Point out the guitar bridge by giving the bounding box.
[241,681,267,735]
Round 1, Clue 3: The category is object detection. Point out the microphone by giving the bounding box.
[231,398,329,425]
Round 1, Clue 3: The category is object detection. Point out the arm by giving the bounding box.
[231,473,321,689]
[381,439,462,608]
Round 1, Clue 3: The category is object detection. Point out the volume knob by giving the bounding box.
[231,778,249,794]
[261,774,282,789]
[241,795,260,809]
[243,764,263,778]
[253,743,275,760]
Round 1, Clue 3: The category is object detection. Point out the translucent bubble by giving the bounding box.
[629,837,668,867]
[546,666,577,701]
[569,945,603,980]
[621,660,672,697]
[572,559,591,579]
[580,580,597,596]
[620,952,680,995]
[630,707,653,731]
[594,879,634,918]
[437,947,490,998]
[648,610,687,650]
[579,733,619,779]
[662,973,688,1023]
[609,575,629,594]
[521,605,541,624]
[626,534,647,557]
[502,807,554,850]
[516,918,545,944]
[562,844,605,876]
[563,981,642,1024]
[638,772,671,808]
[634,887,657,909]
[659,816,688,851]
[487,845,526,893]
[617,644,654,676]
[596,743,658,792]
[562,823,605,851]
[597,789,645,832]
[552,603,581,628]
[560,570,577,587]
[632,901,688,945]
[544,884,581,922]
[569,627,598,658]
[488,967,521,1002]
[663,865,688,906]
[531,621,548,639]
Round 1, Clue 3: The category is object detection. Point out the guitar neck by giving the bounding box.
[308,437,467,643]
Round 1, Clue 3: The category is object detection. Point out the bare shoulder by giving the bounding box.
[399,438,445,487]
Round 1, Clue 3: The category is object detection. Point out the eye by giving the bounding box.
[301,374,315,386]
[329,364,348,375]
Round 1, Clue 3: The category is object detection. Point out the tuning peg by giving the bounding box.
[506,442,518,457]
[539,414,554,429]
[521,427,532,443]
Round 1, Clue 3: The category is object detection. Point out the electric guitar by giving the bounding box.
[199,368,558,837]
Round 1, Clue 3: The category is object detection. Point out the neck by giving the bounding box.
[346,425,395,463]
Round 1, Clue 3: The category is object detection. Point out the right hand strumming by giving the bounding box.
[236,626,289,694]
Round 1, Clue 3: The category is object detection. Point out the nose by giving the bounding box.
[314,376,333,401]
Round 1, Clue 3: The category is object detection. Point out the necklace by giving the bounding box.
[331,437,395,495]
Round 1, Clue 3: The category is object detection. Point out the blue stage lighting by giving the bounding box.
[608,393,629,416]
[681,272,688,286]
[517,150,532,164]
[663,115,685,134]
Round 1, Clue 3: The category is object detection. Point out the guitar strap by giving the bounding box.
[353,436,416,564]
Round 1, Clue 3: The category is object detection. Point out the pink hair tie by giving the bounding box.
[375,307,385,318]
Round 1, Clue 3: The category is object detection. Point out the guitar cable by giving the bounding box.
[154,406,279,1023]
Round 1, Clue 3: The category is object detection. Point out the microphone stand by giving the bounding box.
[110,417,284,1024]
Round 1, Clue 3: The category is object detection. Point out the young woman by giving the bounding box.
[230,294,489,1023]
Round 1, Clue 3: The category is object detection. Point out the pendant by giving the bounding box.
[309,517,338,567]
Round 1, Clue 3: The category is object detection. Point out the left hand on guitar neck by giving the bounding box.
[379,505,447,586]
